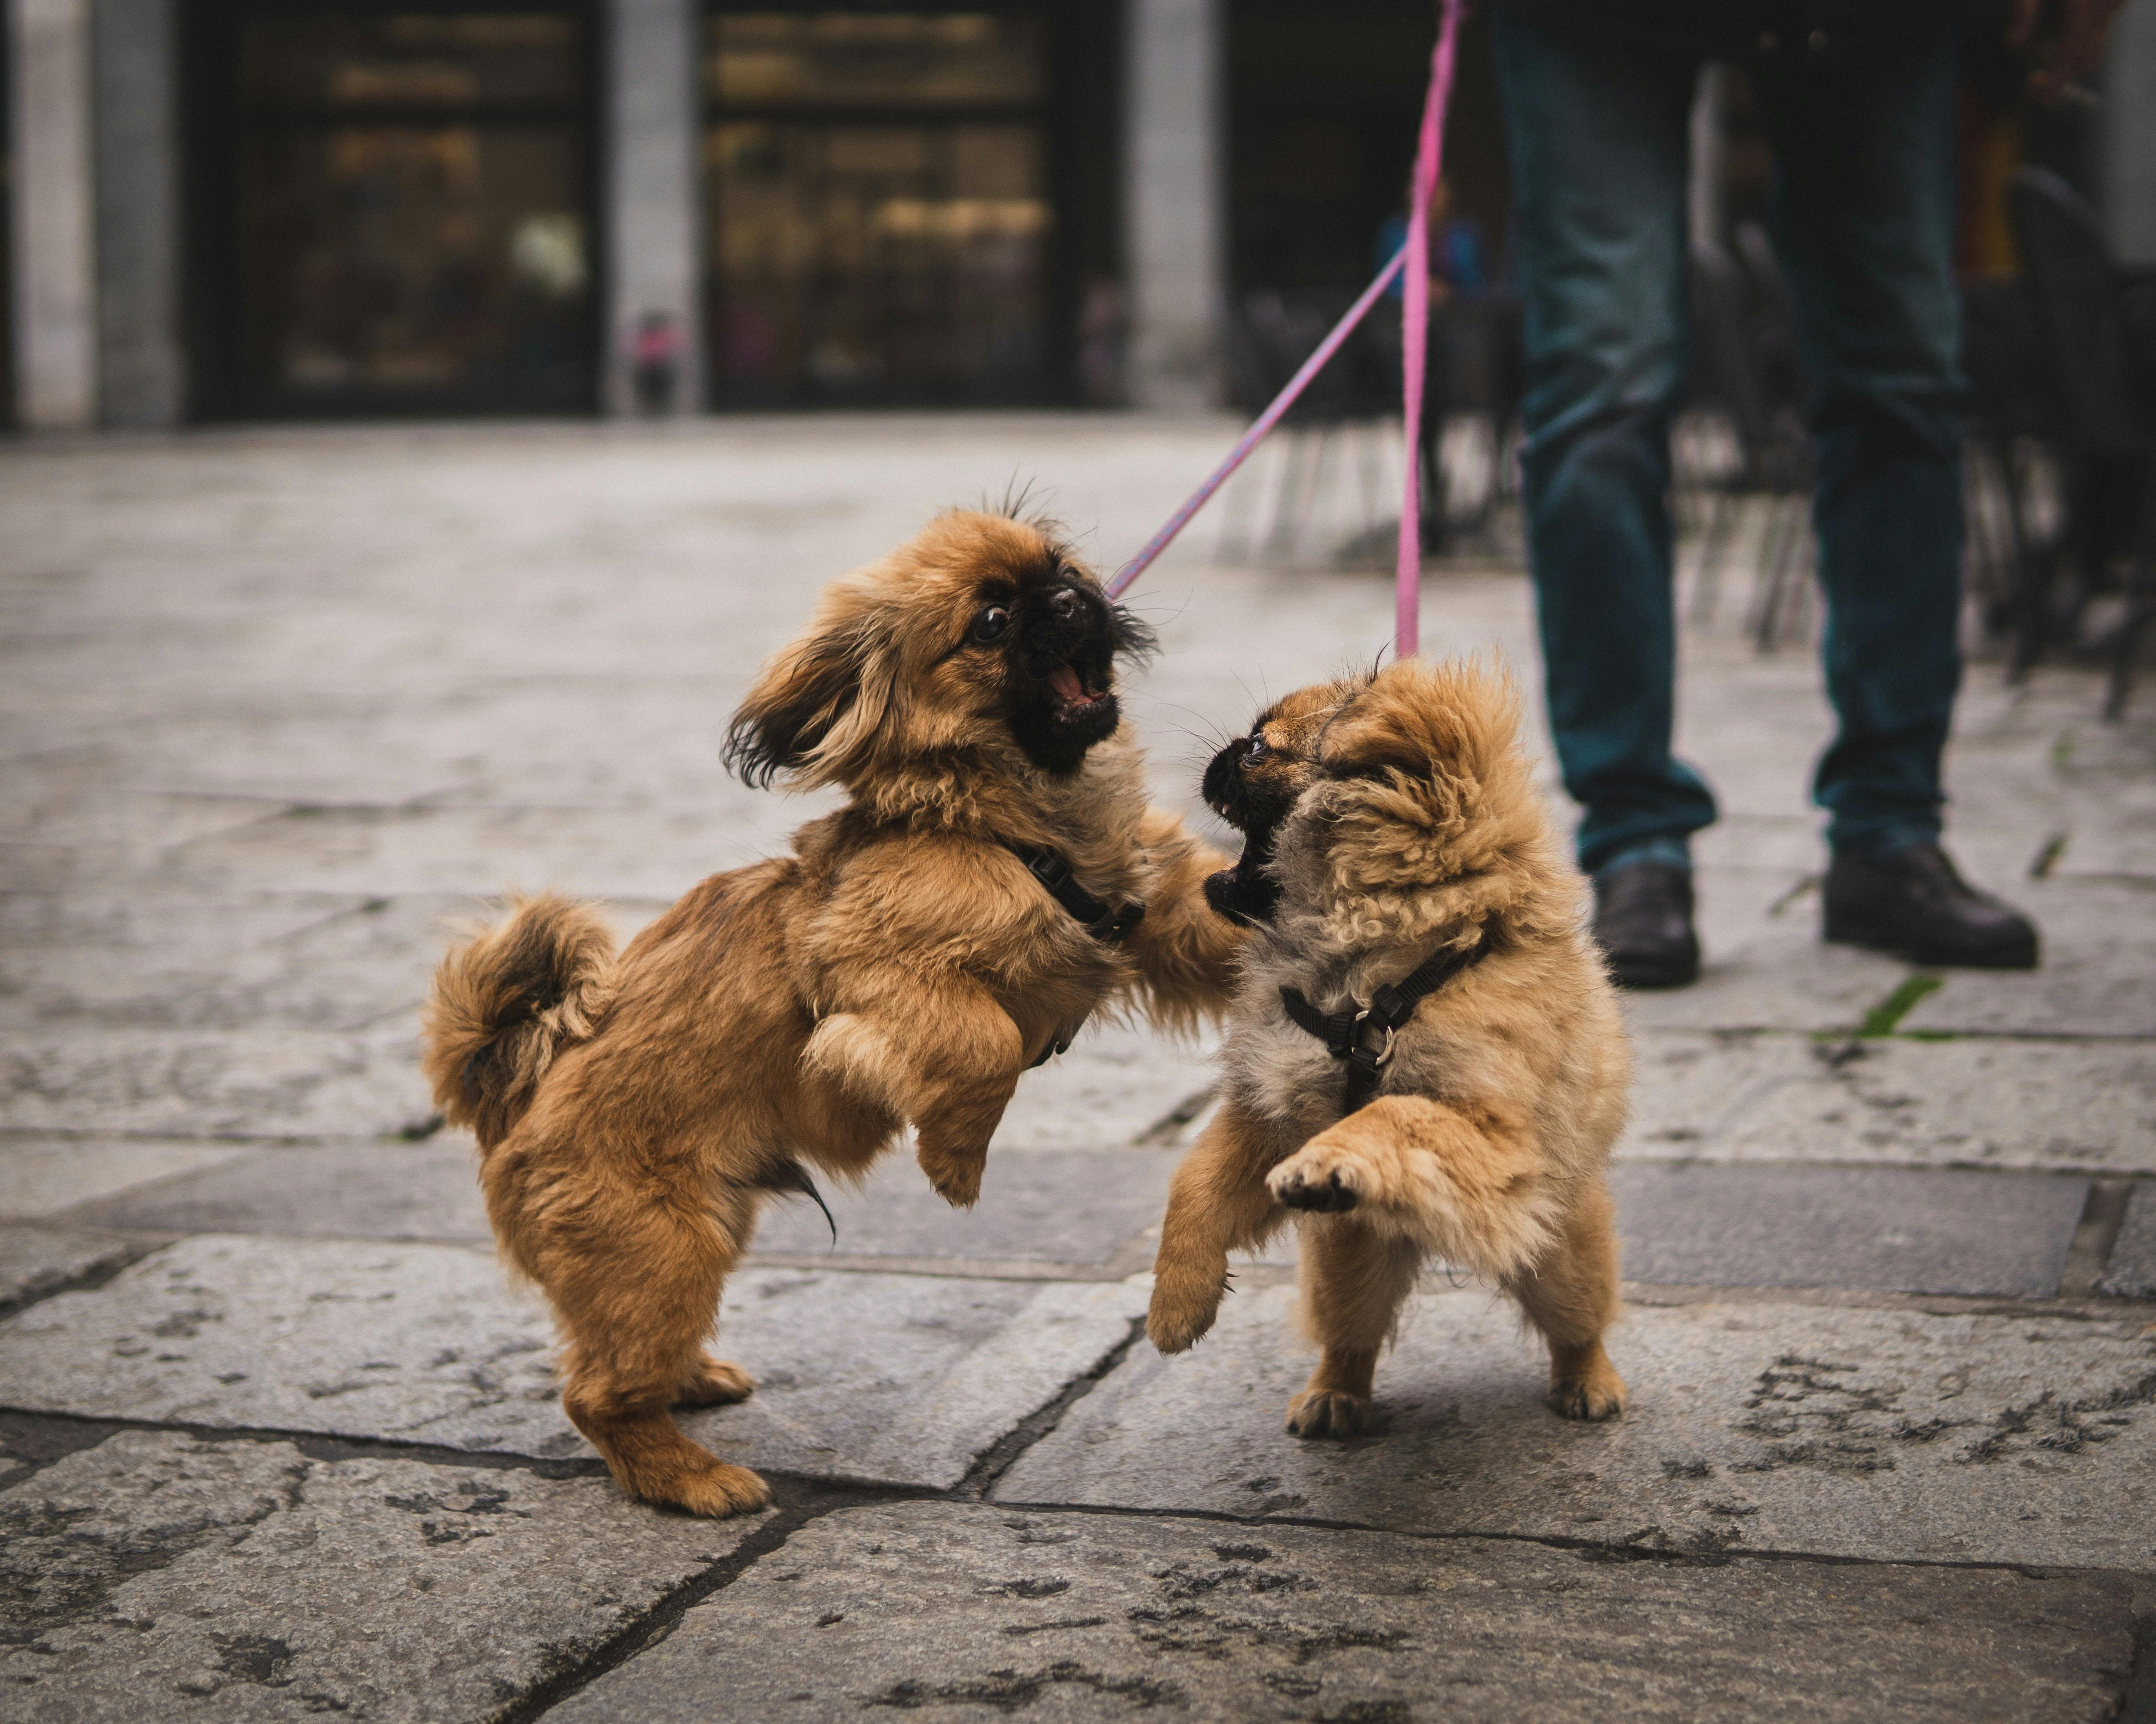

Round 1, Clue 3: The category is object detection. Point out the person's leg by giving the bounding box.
[1758,42,1963,854]
[1494,13,1716,878]
[1758,39,2037,967]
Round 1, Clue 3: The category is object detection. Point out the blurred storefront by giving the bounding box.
[5,0,2154,426]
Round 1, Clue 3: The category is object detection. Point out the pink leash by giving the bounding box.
[1106,0,1463,664]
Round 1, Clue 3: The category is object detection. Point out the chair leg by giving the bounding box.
[2002,438,2051,681]
[1689,490,1730,627]
[2106,470,2156,720]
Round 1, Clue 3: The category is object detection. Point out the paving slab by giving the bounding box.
[0,1137,252,1218]
[987,1018,1216,1153]
[0,1225,141,1316]
[58,1139,1176,1268]
[1900,881,2156,1038]
[0,1235,1146,1488]
[1623,1032,2156,1173]
[0,1026,435,1141]
[0,1428,757,1721]
[1618,888,1910,1035]
[1608,1163,2088,1296]
[995,1285,2156,1568]
[2101,1182,2156,1300]
[550,1501,2139,1724]
[58,1141,493,1243]
[751,1148,1177,1265]
[0,890,448,1036]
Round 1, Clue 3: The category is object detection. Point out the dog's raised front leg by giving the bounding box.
[1267,1094,1553,1283]
[805,979,1027,1208]
[1147,1098,1283,1353]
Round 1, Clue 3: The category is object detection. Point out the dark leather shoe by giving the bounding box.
[1593,861,1700,988]
[1823,842,2039,969]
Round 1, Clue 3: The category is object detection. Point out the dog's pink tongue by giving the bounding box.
[1048,664,1085,703]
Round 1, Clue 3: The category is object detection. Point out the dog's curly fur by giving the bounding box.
[422,511,1244,1517]
[1147,656,1631,1437]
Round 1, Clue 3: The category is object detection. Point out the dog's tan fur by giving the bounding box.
[422,512,1242,1517]
[1147,657,1631,1435]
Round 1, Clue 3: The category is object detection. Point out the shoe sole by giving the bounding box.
[1603,946,1701,990]
[1822,914,2039,971]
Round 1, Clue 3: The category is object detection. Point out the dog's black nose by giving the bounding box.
[1050,588,1084,623]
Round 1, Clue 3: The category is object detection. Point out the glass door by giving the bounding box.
[191,3,598,417]
[703,9,1056,407]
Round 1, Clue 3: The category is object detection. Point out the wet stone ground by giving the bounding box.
[3,417,2155,1722]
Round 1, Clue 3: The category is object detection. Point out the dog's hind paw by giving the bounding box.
[655,1458,772,1519]
[676,1354,754,1408]
[1548,1365,1628,1422]
[1286,1388,1371,1438]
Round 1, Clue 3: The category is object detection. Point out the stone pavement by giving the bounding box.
[2,416,2154,1722]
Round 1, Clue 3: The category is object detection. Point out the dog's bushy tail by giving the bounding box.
[422,893,618,1150]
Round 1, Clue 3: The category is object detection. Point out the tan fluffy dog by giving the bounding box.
[1147,657,1631,1435]
[422,511,1242,1517]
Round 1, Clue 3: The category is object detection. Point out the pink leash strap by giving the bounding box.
[1397,0,1462,659]
[1106,0,1462,669]
[1104,247,1406,601]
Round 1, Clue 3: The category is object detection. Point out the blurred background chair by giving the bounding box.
[2004,166,2156,717]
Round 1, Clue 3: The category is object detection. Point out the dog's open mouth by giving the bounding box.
[1045,662,1111,723]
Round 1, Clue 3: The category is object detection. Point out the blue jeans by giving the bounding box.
[1493,14,1966,874]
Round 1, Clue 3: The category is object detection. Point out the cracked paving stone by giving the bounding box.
[0,1226,141,1316]
[1608,1163,2088,1297]
[1622,1032,2156,1173]
[994,1285,2156,1569]
[0,1234,1146,1488]
[546,1500,2140,1724]
[0,1428,757,1722]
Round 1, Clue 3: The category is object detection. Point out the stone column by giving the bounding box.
[2105,3,2156,266]
[1123,0,1225,411]
[92,0,184,426]
[9,0,98,429]
[603,0,703,415]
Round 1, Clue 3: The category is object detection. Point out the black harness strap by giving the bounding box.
[1279,927,1495,1113]
[1001,840,1147,946]
[1000,838,1146,1067]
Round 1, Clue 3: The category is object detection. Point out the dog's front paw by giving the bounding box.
[1268,1149,1363,1213]
[918,1148,984,1208]
[1549,1361,1628,1422]
[1147,1275,1225,1354]
[1285,1387,1371,1438]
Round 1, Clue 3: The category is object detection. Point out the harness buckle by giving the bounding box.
[1346,1007,1397,1075]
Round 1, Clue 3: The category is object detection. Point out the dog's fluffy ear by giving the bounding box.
[724,600,893,788]
[1312,657,1541,896]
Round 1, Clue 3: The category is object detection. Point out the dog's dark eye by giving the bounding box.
[1241,735,1267,768]
[970,604,1012,644]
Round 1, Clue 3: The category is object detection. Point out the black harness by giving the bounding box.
[1000,838,1146,1065]
[1278,927,1495,1113]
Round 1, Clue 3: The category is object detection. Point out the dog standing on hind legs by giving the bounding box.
[422,511,1245,1517]
[1147,658,1630,1434]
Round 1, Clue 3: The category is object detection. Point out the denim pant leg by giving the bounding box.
[1756,43,1965,858]
[1493,12,1718,877]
